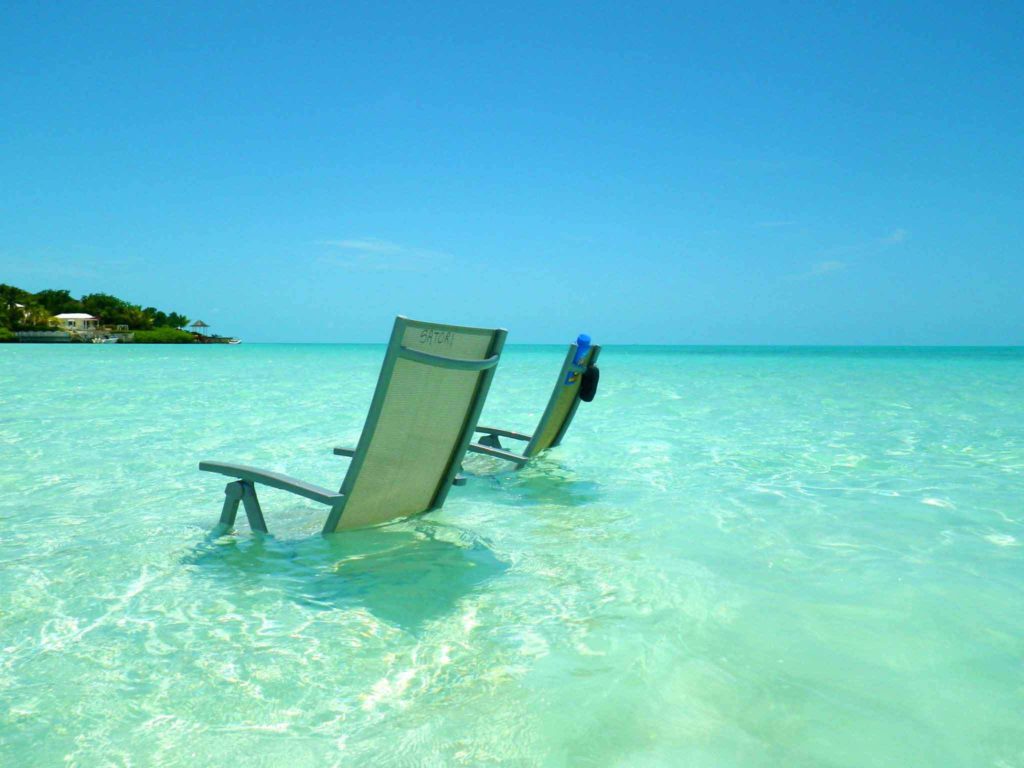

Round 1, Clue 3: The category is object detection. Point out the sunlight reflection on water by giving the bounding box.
[1,344,1022,766]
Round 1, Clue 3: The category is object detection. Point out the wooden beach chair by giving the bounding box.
[200,316,507,534]
[463,335,601,468]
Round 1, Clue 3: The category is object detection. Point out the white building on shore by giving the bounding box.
[54,313,101,336]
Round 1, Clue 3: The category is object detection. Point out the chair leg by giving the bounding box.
[240,481,268,533]
[219,481,244,528]
[479,433,503,450]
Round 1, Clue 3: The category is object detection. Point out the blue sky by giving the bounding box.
[2,2,1021,344]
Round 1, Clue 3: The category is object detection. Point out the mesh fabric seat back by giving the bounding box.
[327,318,503,532]
[524,344,601,458]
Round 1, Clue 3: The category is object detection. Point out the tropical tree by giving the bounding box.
[0,284,28,328]
[166,312,189,329]
[80,293,127,324]
[33,289,83,315]
[143,307,169,327]
[143,306,189,328]
[80,293,152,328]
[0,284,192,332]
[0,284,50,330]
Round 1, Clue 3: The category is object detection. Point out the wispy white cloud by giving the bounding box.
[787,259,847,280]
[810,260,846,275]
[883,228,909,244]
[784,226,909,281]
[0,251,144,280]
[316,237,452,272]
[319,238,404,254]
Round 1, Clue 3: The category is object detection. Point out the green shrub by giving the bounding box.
[0,327,15,343]
[132,328,195,344]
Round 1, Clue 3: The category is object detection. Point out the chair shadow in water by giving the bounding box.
[461,452,604,509]
[185,520,508,633]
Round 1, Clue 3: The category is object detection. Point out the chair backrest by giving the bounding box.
[523,342,601,459]
[324,316,507,532]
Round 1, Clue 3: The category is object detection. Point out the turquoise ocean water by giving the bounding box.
[1,344,1022,767]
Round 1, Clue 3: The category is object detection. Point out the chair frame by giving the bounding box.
[465,342,601,468]
[200,316,507,534]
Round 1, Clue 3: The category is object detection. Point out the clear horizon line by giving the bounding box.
[229,341,1024,348]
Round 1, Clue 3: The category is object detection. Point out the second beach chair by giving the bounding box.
[200,316,507,534]
[464,334,601,468]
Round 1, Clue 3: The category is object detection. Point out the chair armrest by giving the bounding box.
[467,443,530,466]
[334,447,466,486]
[474,425,532,442]
[199,461,343,505]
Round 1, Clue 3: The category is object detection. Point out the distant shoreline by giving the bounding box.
[5,329,240,345]
[4,342,1021,351]
[1,285,239,344]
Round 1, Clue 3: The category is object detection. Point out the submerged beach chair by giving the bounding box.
[199,316,507,534]
[466,334,601,468]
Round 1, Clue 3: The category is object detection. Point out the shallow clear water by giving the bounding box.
[1,344,1022,767]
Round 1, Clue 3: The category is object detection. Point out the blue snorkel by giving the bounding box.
[565,334,592,384]
[572,334,591,365]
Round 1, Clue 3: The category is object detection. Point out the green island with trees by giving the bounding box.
[0,284,205,343]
